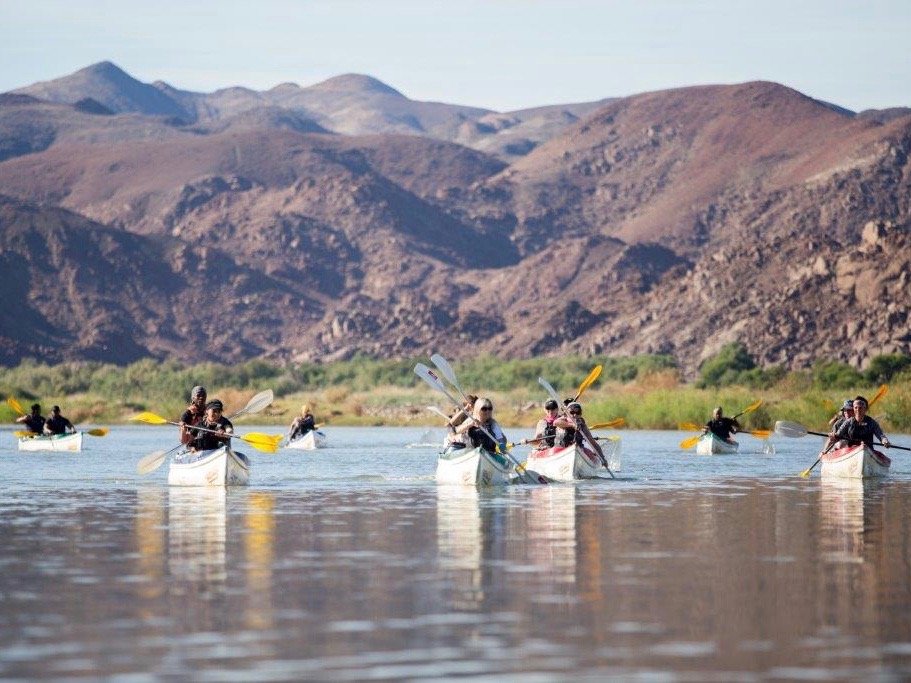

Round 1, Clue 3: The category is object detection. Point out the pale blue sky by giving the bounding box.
[2,0,909,112]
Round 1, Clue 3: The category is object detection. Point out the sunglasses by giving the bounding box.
[479,406,492,412]
[569,410,582,415]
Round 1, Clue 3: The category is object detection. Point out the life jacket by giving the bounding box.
[540,416,557,448]
[468,421,506,452]
[557,421,580,448]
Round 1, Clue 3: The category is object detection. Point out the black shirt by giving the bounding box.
[21,415,45,434]
[44,415,74,435]
[191,416,234,451]
[705,417,740,441]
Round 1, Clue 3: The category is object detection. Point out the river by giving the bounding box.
[1,426,910,680]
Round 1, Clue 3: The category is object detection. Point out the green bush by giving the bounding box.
[697,343,756,388]
[812,360,863,388]
[864,354,911,384]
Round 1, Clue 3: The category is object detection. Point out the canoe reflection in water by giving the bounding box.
[168,487,227,590]
[524,486,577,582]
[436,487,508,610]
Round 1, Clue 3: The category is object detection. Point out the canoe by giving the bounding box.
[436,445,512,487]
[525,443,604,482]
[286,430,328,450]
[17,432,83,452]
[820,443,890,479]
[695,432,739,455]
[168,445,250,486]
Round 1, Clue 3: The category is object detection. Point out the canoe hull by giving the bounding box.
[436,446,512,487]
[168,446,250,486]
[525,444,603,482]
[287,430,328,450]
[18,432,83,452]
[695,433,739,455]
[821,443,890,479]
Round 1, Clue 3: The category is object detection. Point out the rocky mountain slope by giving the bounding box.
[1,64,909,372]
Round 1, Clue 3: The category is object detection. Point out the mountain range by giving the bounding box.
[1,61,909,372]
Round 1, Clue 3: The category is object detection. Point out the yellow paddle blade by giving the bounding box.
[679,434,701,449]
[678,422,702,432]
[240,432,283,453]
[575,365,603,400]
[738,400,763,417]
[748,429,771,439]
[130,412,169,425]
[870,384,888,407]
[799,467,813,478]
[7,397,25,416]
[86,428,109,437]
[14,430,36,438]
[590,417,625,430]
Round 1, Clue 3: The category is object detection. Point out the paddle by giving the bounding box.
[416,361,547,485]
[538,375,614,478]
[7,397,25,416]
[590,418,625,430]
[870,384,888,407]
[132,413,281,452]
[800,441,836,478]
[573,365,603,401]
[14,427,108,438]
[732,400,763,420]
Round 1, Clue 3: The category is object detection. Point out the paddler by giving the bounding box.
[43,405,76,435]
[287,403,317,442]
[15,403,45,434]
[703,406,740,445]
[189,399,234,451]
[554,401,605,463]
[179,385,207,445]
[826,396,891,450]
[531,399,560,449]
[454,397,507,452]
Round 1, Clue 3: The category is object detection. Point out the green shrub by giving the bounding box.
[697,343,756,388]
[812,360,863,388]
[864,354,911,384]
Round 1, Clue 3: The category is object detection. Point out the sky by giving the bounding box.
[1,0,910,113]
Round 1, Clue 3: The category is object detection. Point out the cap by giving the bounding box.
[191,386,207,399]
[567,402,582,413]
[842,399,854,410]
[544,399,559,410]
[206,399,224,411]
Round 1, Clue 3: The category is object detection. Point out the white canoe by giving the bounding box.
[286,430,328,450]
[168,445,250,486]
[820,443,890,479]
[18,432,83,452]
[436,445,512,487]
[525,444,604,482]
[695,432,739,455]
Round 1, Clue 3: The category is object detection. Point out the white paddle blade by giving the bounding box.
[426,406,450,421]
[234,389,274,417]
[430,354,464,395]
[137,450,167,475]
[538,377,562,403]
[415,364,460,406]
[774,420,809,438]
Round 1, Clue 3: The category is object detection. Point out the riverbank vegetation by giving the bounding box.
[1,344,909,433]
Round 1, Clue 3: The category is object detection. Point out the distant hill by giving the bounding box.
[1,64,909,371]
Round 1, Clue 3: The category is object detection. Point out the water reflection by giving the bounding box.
[134,489,166,602]
[525,486,577,582]
[244,491,276,631]
[436,487,485,609]
[168,487,227,590]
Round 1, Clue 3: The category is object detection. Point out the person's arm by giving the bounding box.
[66,419,75,433]
[454,418,474,436]
[554,415,575,430]
[872,419,890,447]
[15,415,26,424]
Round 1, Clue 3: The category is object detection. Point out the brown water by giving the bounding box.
[1,427,911,680]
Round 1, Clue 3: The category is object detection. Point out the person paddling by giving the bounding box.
[189,399,234,451]
[826,396,891,450]
[16,403,45,434]
[179,386,207,445]
[532,399,560,450]
[288,404,317,442]
[454,397,507,452]
[828,399,854,432]
[704,406,740,445]
[554,401,605,463]
[445,394,478,447]
[44,406,75,435]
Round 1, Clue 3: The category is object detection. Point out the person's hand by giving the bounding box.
[883,439,891,448]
